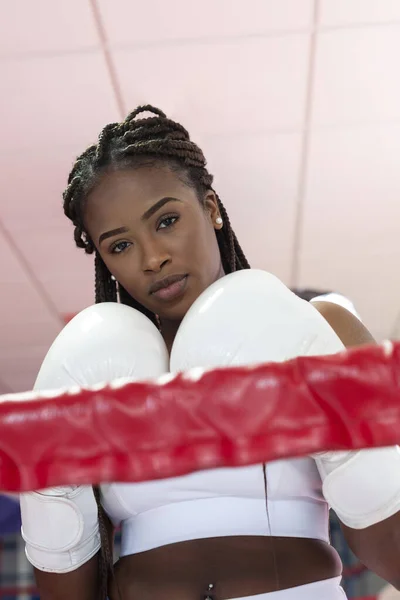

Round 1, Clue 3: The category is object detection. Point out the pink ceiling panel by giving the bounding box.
[2,369,43,393]
[201,132,303,284]
[300,247,400,341]
[99,0,313,45]
[1,281,59,322]
[0,229,33,284]
[0,146,78,229]
[0,233,58,324]
[312,25,400,126]
[0,381,12,394]
[113,35,310,135]
[0,230,62,391]
[0,232,61,324]
[0,0,99,56]
[1,52,120,152]
[3,379,36,394]
[298,125,400,339]
[10,226,91,279]
[0,327,61,390]
[44,275,95,314]
[2,318,61,350]
[8,225,95,313]
[320,0,400,26]
[0,345,52,366]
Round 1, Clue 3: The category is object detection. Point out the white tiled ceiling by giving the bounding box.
[320,0,400,26]
[1,53,120,151]
[312,25,400,126]
[98,0,314,45]
[0,0,99,56]
[0,147,78,228]
[0,0,399,392]
[298,125,400,338]
[113,34,310,136]
[203,132,303,283]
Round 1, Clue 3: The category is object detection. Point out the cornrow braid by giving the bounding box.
[62,105,251,597]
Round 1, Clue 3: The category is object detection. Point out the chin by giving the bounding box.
[157,304,190,323]
[157,294,197,322]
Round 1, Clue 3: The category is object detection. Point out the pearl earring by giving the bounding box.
[111,275,116,281]
[215,217,223,225]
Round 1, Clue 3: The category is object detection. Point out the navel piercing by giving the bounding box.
[203,583,215,600]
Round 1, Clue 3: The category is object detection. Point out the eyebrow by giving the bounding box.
[98,197,181,245]
[141,197,182,221]
[99,227,128,245]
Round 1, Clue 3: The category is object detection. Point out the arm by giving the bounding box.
[21,302,167,600]
[20,484,103,600]
[33,555,100,600]
[311,299,374,347]
[29,496,115,600]
[312,300,400,588]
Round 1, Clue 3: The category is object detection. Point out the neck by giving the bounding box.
[160,318,181,354]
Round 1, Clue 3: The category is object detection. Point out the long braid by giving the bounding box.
[93,486,115,599]
[215,194,236,272]
[95,253,117,303]
[232,229,251,270]
[62,105,251,597]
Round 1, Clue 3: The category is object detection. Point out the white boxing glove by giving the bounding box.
[34,302,168,390]
[170,269,344,371]
[21,303,169,573]
[171,270,400,530]
[312,446,400,529]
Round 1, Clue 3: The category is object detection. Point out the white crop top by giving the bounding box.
[100,457,329,556]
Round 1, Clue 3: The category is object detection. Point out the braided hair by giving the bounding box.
[63,105,250,598]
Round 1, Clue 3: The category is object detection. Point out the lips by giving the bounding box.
[150,274,188,301]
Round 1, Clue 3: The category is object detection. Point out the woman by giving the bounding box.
[20,106,400,599]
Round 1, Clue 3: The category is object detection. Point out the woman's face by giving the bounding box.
[84,165,224,323]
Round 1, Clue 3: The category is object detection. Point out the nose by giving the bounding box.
[141,239,171,273]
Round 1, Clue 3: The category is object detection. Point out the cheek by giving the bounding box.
[101,253,142,293]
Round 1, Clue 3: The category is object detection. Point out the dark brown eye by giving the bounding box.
[111,241,132,254]
[157,215,179,230]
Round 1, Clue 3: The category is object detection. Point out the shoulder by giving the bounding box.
[310,300,375,348]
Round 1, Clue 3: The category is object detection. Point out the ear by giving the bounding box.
[203,191,223,230]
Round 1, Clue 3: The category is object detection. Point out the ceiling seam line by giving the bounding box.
[0,219,63,326]
[90,0,126,119]
[289,0,320,288]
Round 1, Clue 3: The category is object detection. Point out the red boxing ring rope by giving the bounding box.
[1,341,399,492]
